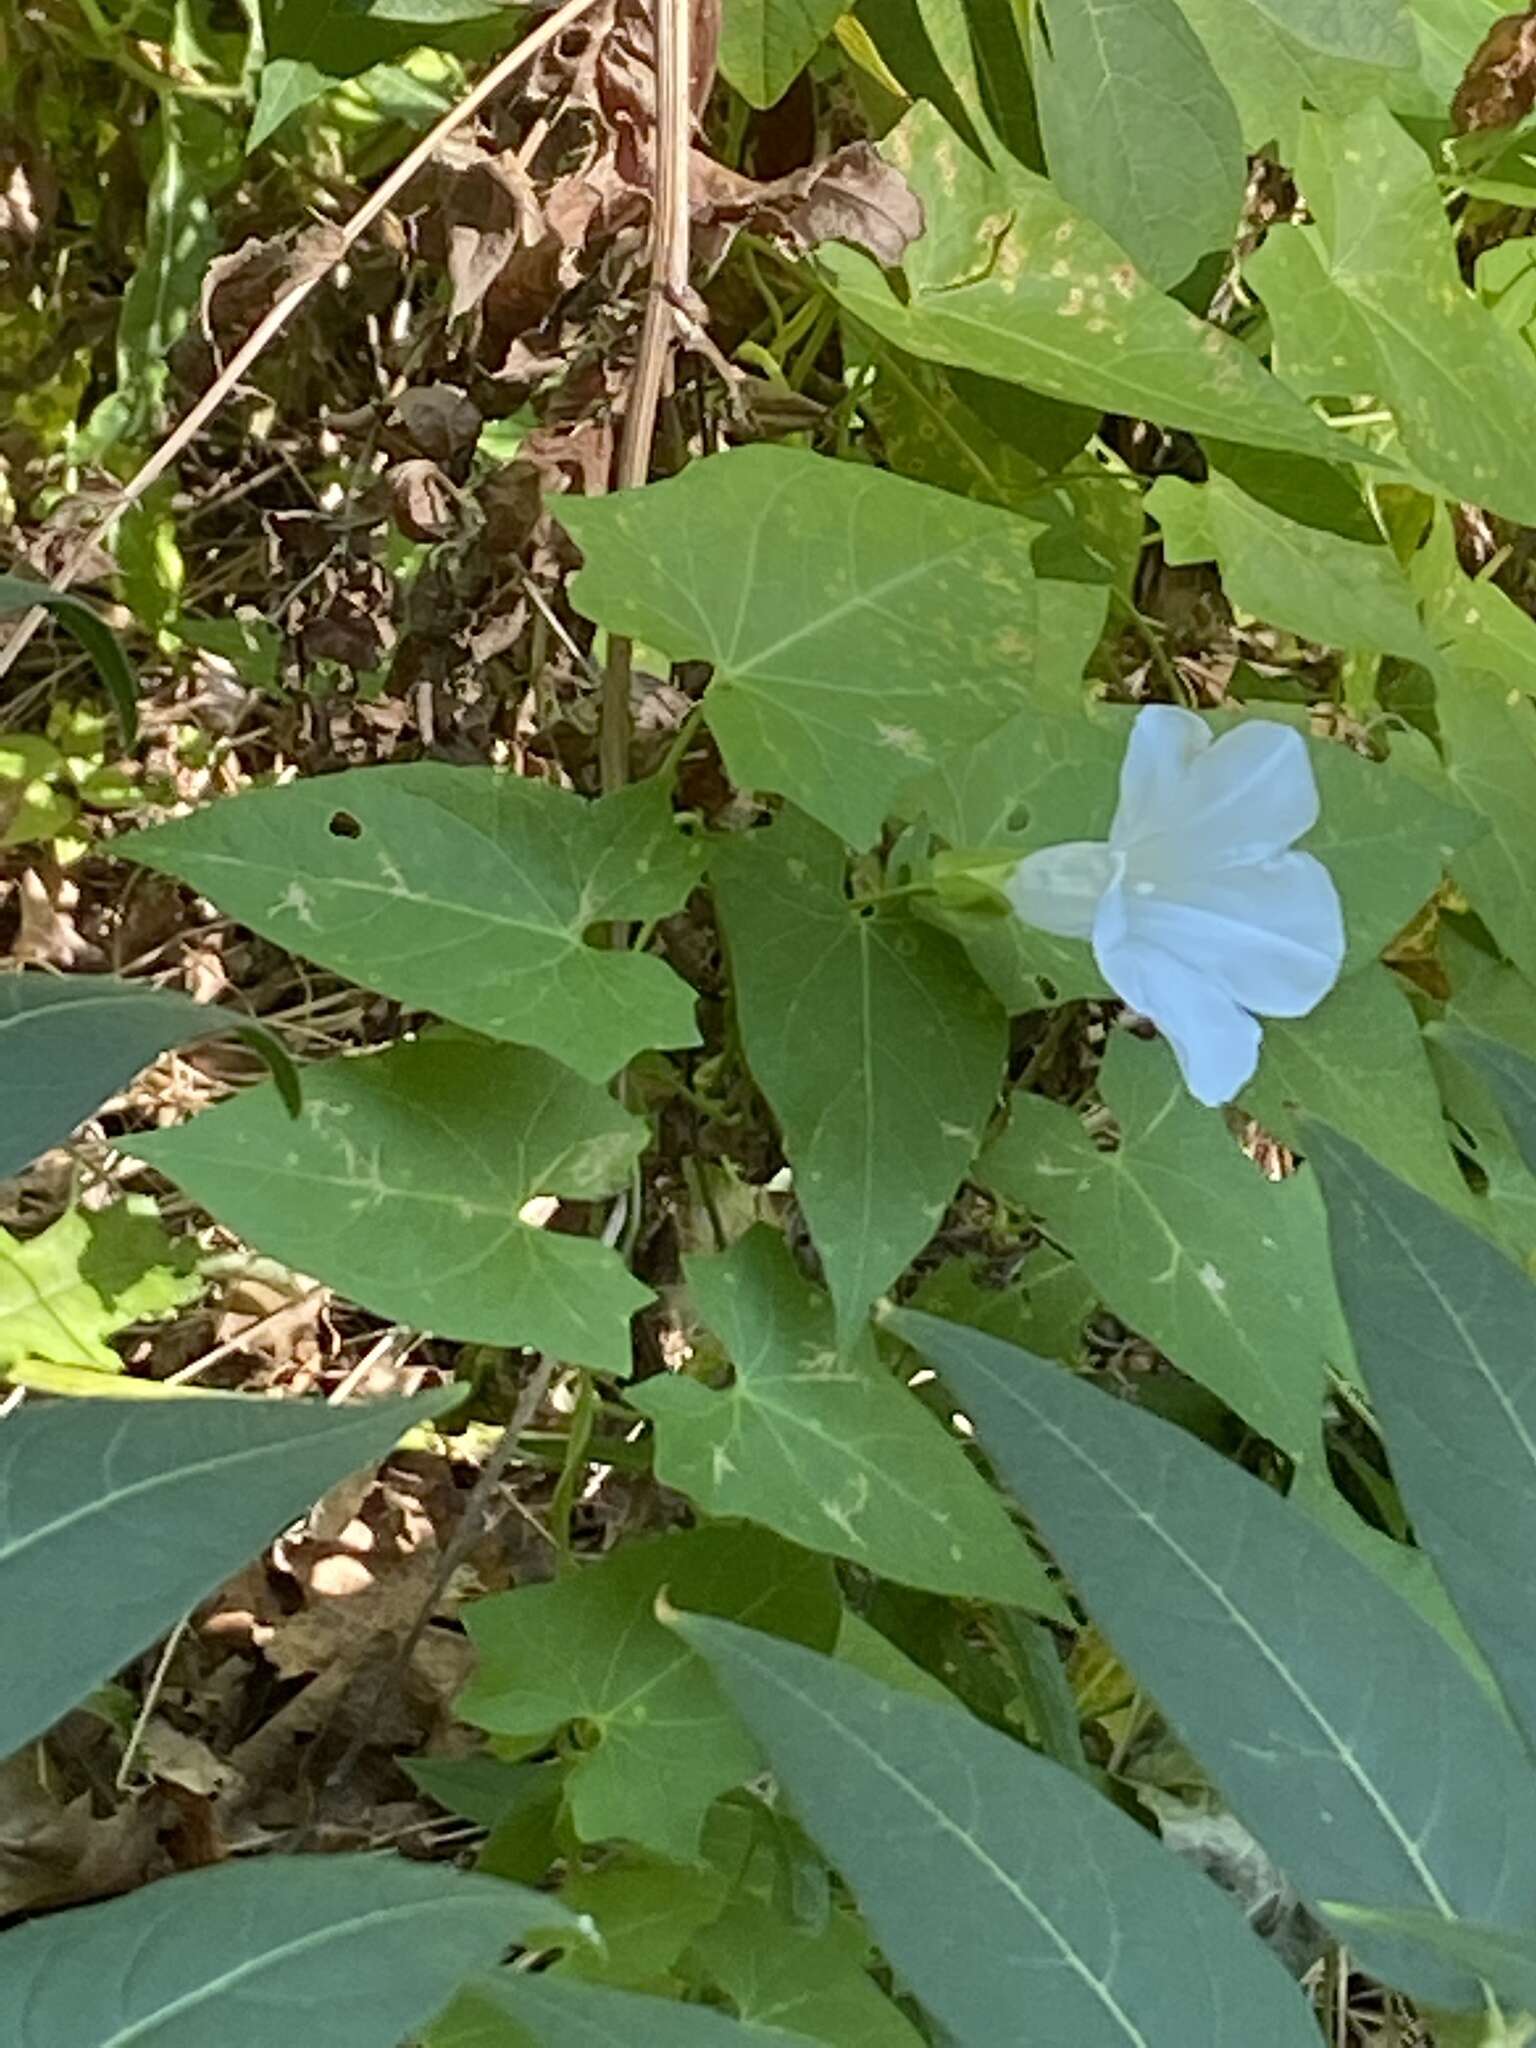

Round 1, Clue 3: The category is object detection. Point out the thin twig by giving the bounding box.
[600,0,693,794]
[0,0,601,684]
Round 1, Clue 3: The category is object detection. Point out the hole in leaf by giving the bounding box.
[328,811,363,839]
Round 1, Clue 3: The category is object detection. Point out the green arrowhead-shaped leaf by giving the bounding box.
[127,769,702,1083]
[824,104,1352,463]
[1148,470,1438,664]
[1439,666,1536,986]
[0,972,295,1182]
[711,811,1005,1329]
[671,1615,1323,2048]
[0,1853,565,2047]
[688,1881,926,2047]
[0,1388,441,1759]
[1031,0,1245,286]
[890,1308,1536,2009]
[563,445,1048,849]
[718,0,843,105]
[1173,0,1411,154]
[1308,1119,1536,1754]
[127,1039,650,1373]
[437,1972,817,2047]
[1243,223,1382,391]
[982,1031,1349,1455]
[1252,965,1482,1228]
[628,1226,1065,1614]
[459,1525,839,1861]
[0,1201,197,1373]
[1293,103,1536,522]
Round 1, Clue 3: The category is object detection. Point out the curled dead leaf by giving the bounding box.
[390,459,462,543]
[1453,7,1536,132]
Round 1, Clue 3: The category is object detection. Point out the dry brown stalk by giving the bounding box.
[599,0,694,794]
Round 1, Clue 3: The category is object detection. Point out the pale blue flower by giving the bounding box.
[1006,707,1345,1106]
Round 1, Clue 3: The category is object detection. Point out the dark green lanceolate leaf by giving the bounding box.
[128,1040,650,1374]
[1253,967,1480,1227]
[629,1227,1065,1613]
[823,104,1349,464]
[0,972,296,1182]
[689,1881,925,2047]
[1031,0,1245,287]
[1308,1120,1536,1755]
[1148,471,1438,665]
[672,1617,1322,2048]
[982,1032,1348,1456]
[459,1525,839,1861]
[437,1973,818,2048]
[0,1202,196,1373]
[1321,1906,1536,2017]
[719,0,844,105]
[892,1310,1536,2009]
[1441,1020,1536,1177]
[0,1390,439,1760]
[564,446,1048,850]
[1292,103,1536,523]
[1439,667,1536,987]
[0,1853,565,2048]
[128,769,701,1083]
[0,577,138,746]
[712,812,1005,1330]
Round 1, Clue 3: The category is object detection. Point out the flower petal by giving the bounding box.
[1122,719,1321,880]
[1093,900,1263,1106]
[1109,705,1211,852]
[1006,840,1118,939]
[1116,852,1344,1017]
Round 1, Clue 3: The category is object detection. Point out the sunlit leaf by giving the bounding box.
[1148,470,1438,664]
[1292,101,1536,521]
[127,1039,651,1373]
[128,769,702,1083]
[563,445,1049,849]
[719,0,845,105]
[0,1201,197,1375]
[1031,0,1245,286]
[825,105,1353,462]
[982,1030,1348,1455]
[629,1226,1065,1612]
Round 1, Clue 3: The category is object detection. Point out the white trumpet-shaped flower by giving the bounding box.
[1006,707,1344,1107]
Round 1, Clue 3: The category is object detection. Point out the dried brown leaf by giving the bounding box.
[1453,7,1536,132]
[691,142,924,269]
